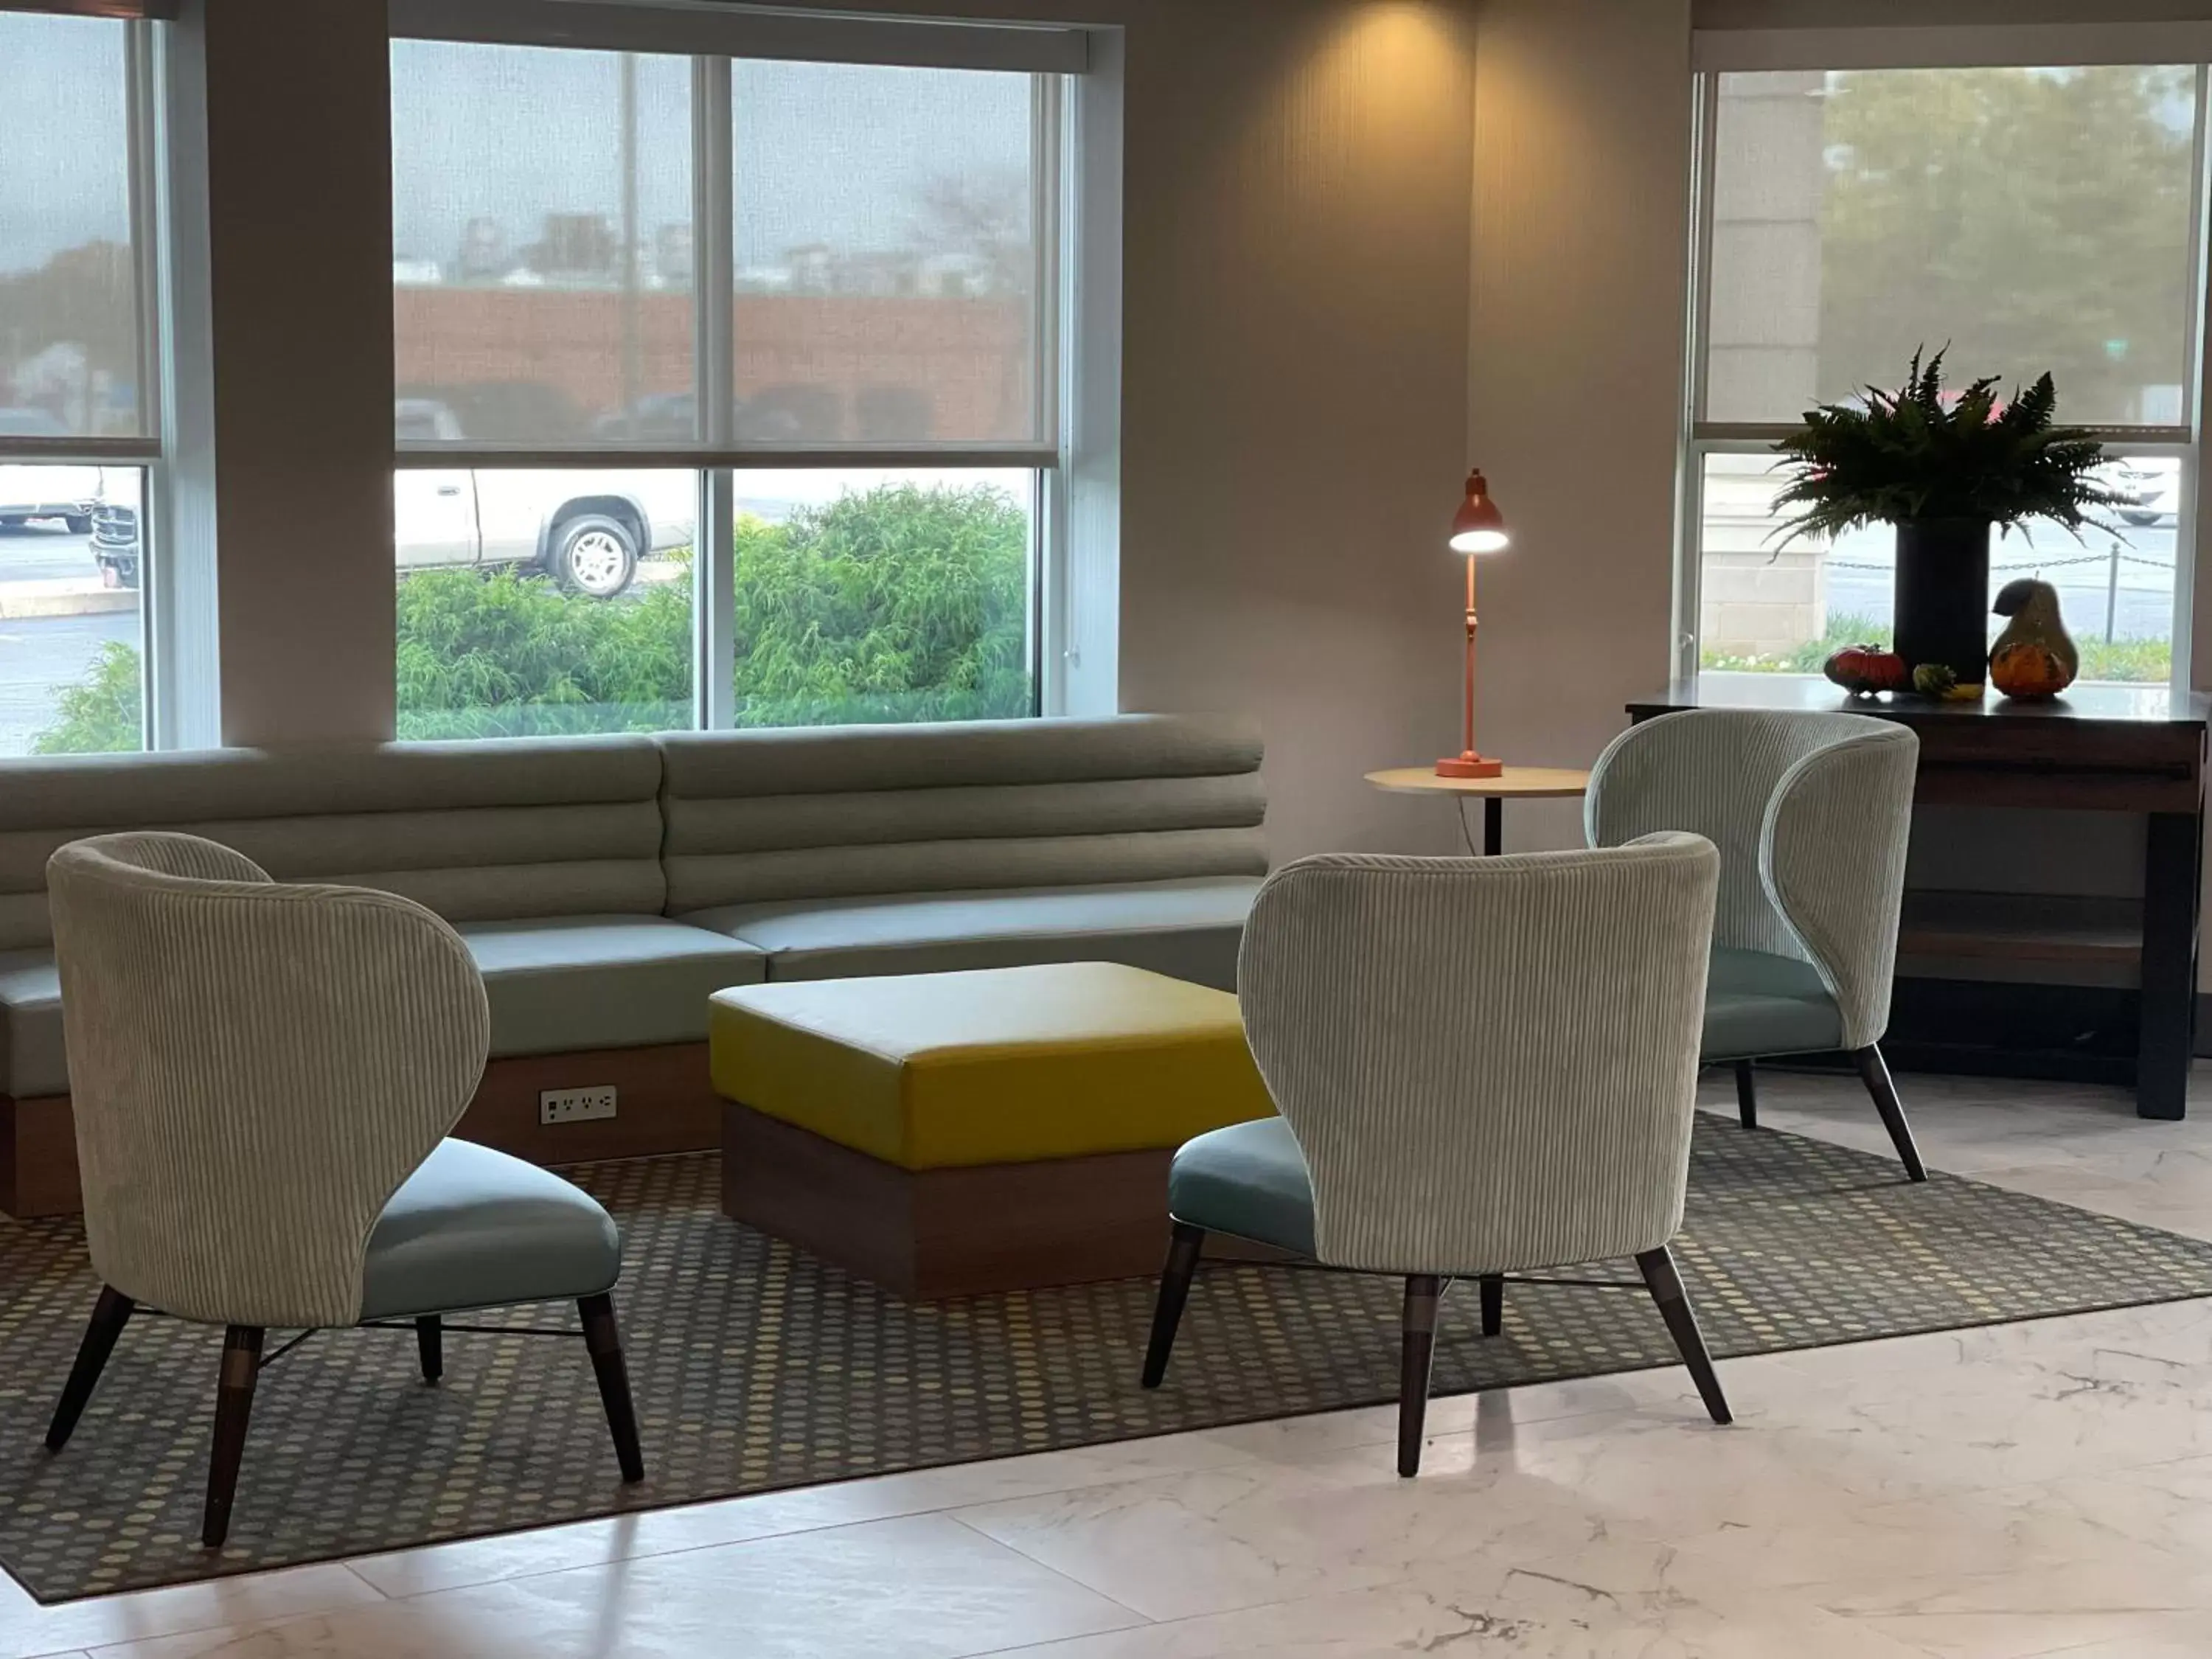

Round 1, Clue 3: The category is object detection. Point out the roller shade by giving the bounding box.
[0,1,177,15]
[389,0,1091,74]
[1696,21,2212,70]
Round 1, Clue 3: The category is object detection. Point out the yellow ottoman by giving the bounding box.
[709,961,1276,1298]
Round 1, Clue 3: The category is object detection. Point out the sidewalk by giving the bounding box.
[0,578,135,621]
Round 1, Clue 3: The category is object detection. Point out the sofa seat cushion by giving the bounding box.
[1169,1116,1316,1257]
[0,949,63,1099]
[709,961,1278,1169]
[361,1138,622,1321]
[459,917,768,1057]
[682,877,1261,992]
[1703,945,1843,1062]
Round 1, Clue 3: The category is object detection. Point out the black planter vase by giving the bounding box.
[1893,518,1992,686]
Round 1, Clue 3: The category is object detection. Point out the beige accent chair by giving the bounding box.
[1586,709,1925,1180]
[1142,836,1729,1477]
[41,832,644,1548]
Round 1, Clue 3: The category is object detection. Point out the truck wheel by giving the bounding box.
[101,559,140,591]
[549,512,639,598]
[66,514,92,535]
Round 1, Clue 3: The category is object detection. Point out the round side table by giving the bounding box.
[1364,766,1591,856]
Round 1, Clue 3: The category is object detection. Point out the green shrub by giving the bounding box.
[396,563,694,740]
[29,480,1034,751]
[1701,613,1891,675]
[1700,609,2171,684]
[731,482,1031,727]
[32,640,142,755]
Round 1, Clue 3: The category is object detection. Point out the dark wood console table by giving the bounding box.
[1628,679,2209,1120]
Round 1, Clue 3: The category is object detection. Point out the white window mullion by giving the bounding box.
[692,52,735,730]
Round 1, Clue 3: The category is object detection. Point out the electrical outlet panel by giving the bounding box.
[540,1085,618,1126]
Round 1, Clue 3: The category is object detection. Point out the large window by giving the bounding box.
[1683,60,2207,684]
[390,21,1068,737]
[0,12,159,756]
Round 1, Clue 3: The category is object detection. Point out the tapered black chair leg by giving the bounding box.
[1733,1060,1758,1130]
[1853,1043,1927,1183]
[1397,1275,1443,1477]
[580,1294,645,1484]
[1141,1222,1206,1388]
[1478,1273,1503,1338]
[202,1325,264,1548]
[46,1286,134,1453]
[1635,1247,1730,1426]
[416,1315,443,1384]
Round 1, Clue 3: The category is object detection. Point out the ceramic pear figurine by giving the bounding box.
[1988,578,2079,700]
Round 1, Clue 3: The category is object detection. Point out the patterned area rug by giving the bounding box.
[4,1116,2212,1602]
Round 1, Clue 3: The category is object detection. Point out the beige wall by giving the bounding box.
[1461,0,1696,854]
[198,0,396,746]
[1109,2,1479,860]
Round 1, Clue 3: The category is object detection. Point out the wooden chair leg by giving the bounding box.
[1635,1247,1730,1426]
[1397,1275,1442,1478]
[1141,1222,1206,1388]
[1478,1273,1503,1338]
[1853,1043,1927,1183]
[202,1325,264,1548]
[579,1294,645,1484]
[416,1316,443,1384]
[1733,1060,1758,1130]
[47,1286,134,1453]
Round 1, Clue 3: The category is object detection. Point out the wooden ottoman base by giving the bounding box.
[723,1100,1202,1300]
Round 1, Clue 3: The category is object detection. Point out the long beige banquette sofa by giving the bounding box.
[0,714,1266,1217]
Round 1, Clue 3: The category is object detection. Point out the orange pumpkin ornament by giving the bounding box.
[1989,640,2070,700]
[1989,579,2078,701]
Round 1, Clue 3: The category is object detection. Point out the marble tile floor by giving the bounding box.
[7,1067,2212,1656]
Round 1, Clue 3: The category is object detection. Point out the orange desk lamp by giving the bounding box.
[1436,469,1510,778]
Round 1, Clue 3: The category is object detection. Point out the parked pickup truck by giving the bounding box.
[91,465,695,599]
[0,409,99,532]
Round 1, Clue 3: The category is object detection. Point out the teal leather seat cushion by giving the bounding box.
[1703,945,1843,1061]
[685,877,1260,993]
[459,916,768,1057]
[1169,1116,1316,1256]
[361,1138,621,1321]
[0,950,65,1099]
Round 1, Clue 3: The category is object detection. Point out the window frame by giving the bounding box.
[387,9,1091,734]
[1675,48,2212,692]
[0,12,175,753]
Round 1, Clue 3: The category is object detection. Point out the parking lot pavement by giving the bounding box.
[0,609,137,757]
[0,524,103,589]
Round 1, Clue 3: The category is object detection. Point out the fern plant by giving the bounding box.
[1772,349,2120,545]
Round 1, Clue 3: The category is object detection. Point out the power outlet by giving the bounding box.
[540,1085,618,1127]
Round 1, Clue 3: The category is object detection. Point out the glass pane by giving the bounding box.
[731,468,1034,725]
[391,42,695,445]
[1707,67,2199,428]
[0,464,142,755]
[0,15,143,440]
[395,468,697,737]
[731,62,1041,445]
[1696,451,2179,685]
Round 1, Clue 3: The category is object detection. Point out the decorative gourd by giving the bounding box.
[1990,641,2071,700]
[1823,645,1909,696]
[1988,578,2078,701]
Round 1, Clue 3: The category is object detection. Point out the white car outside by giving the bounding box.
[92,465,696,599]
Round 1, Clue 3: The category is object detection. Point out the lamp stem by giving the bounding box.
[1435,549,1500,779]
[1463,552,1478,759]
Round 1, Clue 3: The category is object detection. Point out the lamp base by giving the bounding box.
[1436,754,1504,779]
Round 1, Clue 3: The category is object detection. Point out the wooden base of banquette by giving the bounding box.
[0,1042,724,1219]
[721,1100,1280,1300]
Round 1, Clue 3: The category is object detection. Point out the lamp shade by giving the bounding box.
[1449,470,1509,555]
